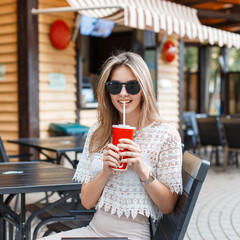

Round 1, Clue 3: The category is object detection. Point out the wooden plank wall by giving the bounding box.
[79,109,98,127]
[38,0,77,138]
[0,0,19,155]
[157,34,180,130]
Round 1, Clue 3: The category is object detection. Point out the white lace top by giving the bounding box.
[73,121,183,221]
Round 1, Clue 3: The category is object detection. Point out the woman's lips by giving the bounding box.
[119,100,131,104]
[119,100,131,106]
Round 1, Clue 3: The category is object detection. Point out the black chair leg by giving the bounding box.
[235,152,239,168]
[9,223,14,240]
[216,148,220,166]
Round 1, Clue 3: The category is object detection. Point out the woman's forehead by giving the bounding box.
[110,65,136,80]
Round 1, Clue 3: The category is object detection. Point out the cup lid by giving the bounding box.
[112,124,136,130]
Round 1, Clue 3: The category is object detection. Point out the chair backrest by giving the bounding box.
[196,117,224,146]
[221,118,240,148]
[0,137,9,162]
[183,112,199,136]
[152,151,210,240]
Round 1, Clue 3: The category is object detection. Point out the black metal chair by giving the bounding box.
[37,151,209,240]
[183,112,199,152]
[0,137,33,163]
[0,136,34,240]
[151,151,210,240]
[61,238,128,240]
[221,118,240,171]
[196,117,225,166]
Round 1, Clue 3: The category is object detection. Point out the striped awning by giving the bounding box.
[66,0,202,37]
[65,0,240,49]
[31,0,240,49]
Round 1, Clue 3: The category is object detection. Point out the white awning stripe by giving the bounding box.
[64,0,240,49]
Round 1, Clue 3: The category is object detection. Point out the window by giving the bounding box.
[228,48,240,114]
[183,46,199,112]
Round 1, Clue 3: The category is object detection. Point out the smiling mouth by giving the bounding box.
[119,100,131,104]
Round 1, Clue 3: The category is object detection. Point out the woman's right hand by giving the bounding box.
[102,143,120,174]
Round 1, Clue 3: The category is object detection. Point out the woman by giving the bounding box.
[38,51,182,240]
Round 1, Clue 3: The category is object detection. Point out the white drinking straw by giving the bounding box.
[123,101,126,125]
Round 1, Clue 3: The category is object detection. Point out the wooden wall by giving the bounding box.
[0,0,19,155]
[80,109,98,127]
[38,0,77,138]
[157,34,180,130]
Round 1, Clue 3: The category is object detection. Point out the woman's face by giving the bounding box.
[109,65,142,121]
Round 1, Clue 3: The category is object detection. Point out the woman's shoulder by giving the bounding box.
[148,121,177,130]
[88,121,100,133]
[148,121,180,139]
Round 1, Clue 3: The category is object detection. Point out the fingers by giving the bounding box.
[119,151,141,162]
[103,144,120,168]
[118,140,140,153]
[119,138,138,147]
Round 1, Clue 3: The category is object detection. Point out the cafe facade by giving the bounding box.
[0,0,240,156]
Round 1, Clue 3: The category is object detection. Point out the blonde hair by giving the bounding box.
[89,51,161,153]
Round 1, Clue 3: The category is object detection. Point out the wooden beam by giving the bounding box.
[76,31,82,123]
[197,9,240,21]
[178,40,184,141]
[220,47,229,115]
[198,45,208,113]
[17,0,39,158]
[174,0,217,6]
[209,21,240,29]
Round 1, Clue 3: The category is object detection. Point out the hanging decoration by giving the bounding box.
[50,20,71,50]
[163,41,176,62]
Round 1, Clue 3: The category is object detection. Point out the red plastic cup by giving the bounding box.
[112,124,135,171]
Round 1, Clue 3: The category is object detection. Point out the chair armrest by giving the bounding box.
[70,208,96,217]
[8,153,33,159]
[61,238,128,240]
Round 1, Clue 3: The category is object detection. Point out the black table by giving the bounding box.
[0,161,81,240]
[8,136,86,168]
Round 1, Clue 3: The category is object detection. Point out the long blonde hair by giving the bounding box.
[89,51,161,153]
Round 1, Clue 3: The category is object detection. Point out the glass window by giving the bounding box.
[183,46,199,112]
[184,47,198,72]
[228,48,240,114]
[206,47,221,116]
[228,48,240,72]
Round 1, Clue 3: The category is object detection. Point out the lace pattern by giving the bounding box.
[73,121,182,221]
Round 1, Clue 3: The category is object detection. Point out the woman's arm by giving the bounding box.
[138,167,178,214]
[81,143,120,209]
[81,171,111,209]
[118,138,180,214]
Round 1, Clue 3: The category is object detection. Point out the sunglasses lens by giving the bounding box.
[106,81,121,95]
[106,81,140,95]
[126,81,140,95]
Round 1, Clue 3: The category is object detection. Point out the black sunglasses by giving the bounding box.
[105,80,140,95]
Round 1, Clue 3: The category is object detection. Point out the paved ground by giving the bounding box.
[184,164,240,240]
[184,151,240,240]
[8,150,240,239]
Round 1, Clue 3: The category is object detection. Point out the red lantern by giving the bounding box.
[163,41,176,62]
[50,20,71,50]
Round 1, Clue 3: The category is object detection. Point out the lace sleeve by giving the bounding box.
[72,123,98,184]
[156,125,183,194]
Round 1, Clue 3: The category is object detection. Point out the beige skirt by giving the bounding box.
[42,209,150,240]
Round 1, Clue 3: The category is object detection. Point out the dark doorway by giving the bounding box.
[89,31,133,74]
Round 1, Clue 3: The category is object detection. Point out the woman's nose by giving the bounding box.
[119,84,128,96]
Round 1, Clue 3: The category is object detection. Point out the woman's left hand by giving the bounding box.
[117,138,148,175]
